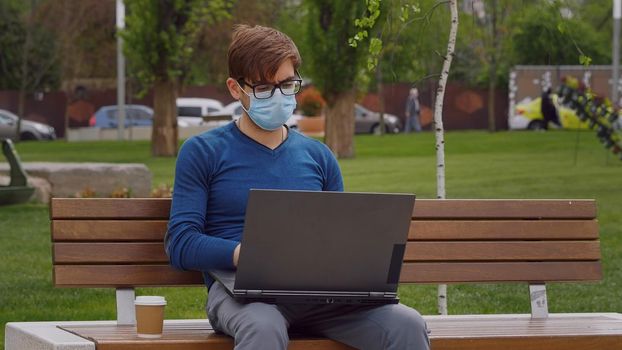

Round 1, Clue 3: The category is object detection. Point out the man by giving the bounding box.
[166,24,430,350]
[404,87,422,133]
[540,88,561,130]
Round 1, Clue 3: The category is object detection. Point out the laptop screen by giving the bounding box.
[233,190,415,293]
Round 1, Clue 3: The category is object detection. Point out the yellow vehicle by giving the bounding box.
[510,94,590,130]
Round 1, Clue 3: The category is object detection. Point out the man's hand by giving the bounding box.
[233,244,241,267]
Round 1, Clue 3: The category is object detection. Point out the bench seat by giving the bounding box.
[54,313,622,350]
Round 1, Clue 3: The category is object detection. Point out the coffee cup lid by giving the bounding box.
[134,296,167,306]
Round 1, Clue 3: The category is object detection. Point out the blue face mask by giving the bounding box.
[239,86,297,131]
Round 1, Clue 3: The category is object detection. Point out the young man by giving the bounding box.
[166,24,430,350]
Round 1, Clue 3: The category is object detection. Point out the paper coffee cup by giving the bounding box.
[134,296,166,338]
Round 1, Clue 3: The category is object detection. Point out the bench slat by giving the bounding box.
[434,336,621,350]
[50,198,597,220]
[400,261,602,283]
[409,220,599,240]
[52,220,168,241]
[61,324,354,350]
[413,199,596,219]
[53,261,602,287]
[51,198,171,219]
[51,219,599,242]
[54,265,204,287]
[54,243,169,264]
[53,241,601,264]
[404,241,601,261]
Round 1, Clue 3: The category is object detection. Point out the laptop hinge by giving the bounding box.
[369,292,395,298]
[246,290,263,296]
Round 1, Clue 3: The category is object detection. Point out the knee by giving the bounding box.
[380,306,429,349]
[236,304,289,345]
[242,319,288,342]
[381,305,425,327]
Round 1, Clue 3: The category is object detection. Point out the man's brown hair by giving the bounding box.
[228,24,301,83]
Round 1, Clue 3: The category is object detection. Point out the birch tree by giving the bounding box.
[434,0,458,315]
[352,0,458,315]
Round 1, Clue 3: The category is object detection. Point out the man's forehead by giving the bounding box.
[250,69,296,84]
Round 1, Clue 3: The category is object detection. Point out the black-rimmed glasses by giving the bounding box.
[237,77,303,99]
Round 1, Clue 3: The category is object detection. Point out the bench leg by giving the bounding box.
[529,284,549,319]
[116,288,136,325]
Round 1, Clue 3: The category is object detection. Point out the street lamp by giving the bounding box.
[116,0,126,141]
[613,0,620,107]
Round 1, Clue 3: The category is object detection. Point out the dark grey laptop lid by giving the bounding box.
[234,190,415,293]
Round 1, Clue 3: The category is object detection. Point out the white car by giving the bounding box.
[354,104,402,134]
[221,101,302,129]
[0,109,56,141]
[176,98,230,127]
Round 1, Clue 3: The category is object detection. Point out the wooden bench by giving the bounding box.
[48,197,622,350]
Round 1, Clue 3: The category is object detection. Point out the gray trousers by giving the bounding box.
[207,282,430,350]
[404,114,422,133]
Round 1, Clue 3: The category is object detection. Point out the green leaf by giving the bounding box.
[369,37,383,55]
[579,54,592,67]
[367,56,378,71]
[400,6,409,22]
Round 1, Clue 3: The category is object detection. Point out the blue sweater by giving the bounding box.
[166,122,343,287]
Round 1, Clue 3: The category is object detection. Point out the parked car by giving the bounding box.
[354,104,402,134]
[177,98,230,127]
[510,95,589,130]
[0,109,56,141]
[90,105,154,128]
[222,100,302,129]
[221,101,245,120]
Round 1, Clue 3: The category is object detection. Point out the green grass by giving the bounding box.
[1,130,621,348]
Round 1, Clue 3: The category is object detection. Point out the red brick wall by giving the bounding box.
[360,82,509,130]
[0,82,509,138]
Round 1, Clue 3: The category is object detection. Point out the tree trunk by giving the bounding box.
[435,0,459,316]
[16,90,26,142]
[17,0,36,142]
[488,61,497,132]
[152,79,178,157]
[325,90,355,158]
[376,63,385,136]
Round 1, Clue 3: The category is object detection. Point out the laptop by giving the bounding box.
[209,189,415,305]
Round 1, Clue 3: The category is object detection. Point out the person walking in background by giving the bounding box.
[540,88,561,130]
[405,87,422,133]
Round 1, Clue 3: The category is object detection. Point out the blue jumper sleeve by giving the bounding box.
[321,145,344,192]
[166,138,238,272]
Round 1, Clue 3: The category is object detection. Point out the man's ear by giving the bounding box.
[226,78,241,100]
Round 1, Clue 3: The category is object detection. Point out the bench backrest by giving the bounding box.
[51,198,601,288]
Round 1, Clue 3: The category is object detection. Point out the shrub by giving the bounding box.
[297,87,326,116]
[76,186,97,198]
[111,187,132,198]
[151,183,173,198]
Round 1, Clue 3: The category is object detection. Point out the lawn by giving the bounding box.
[1,130,621,348]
